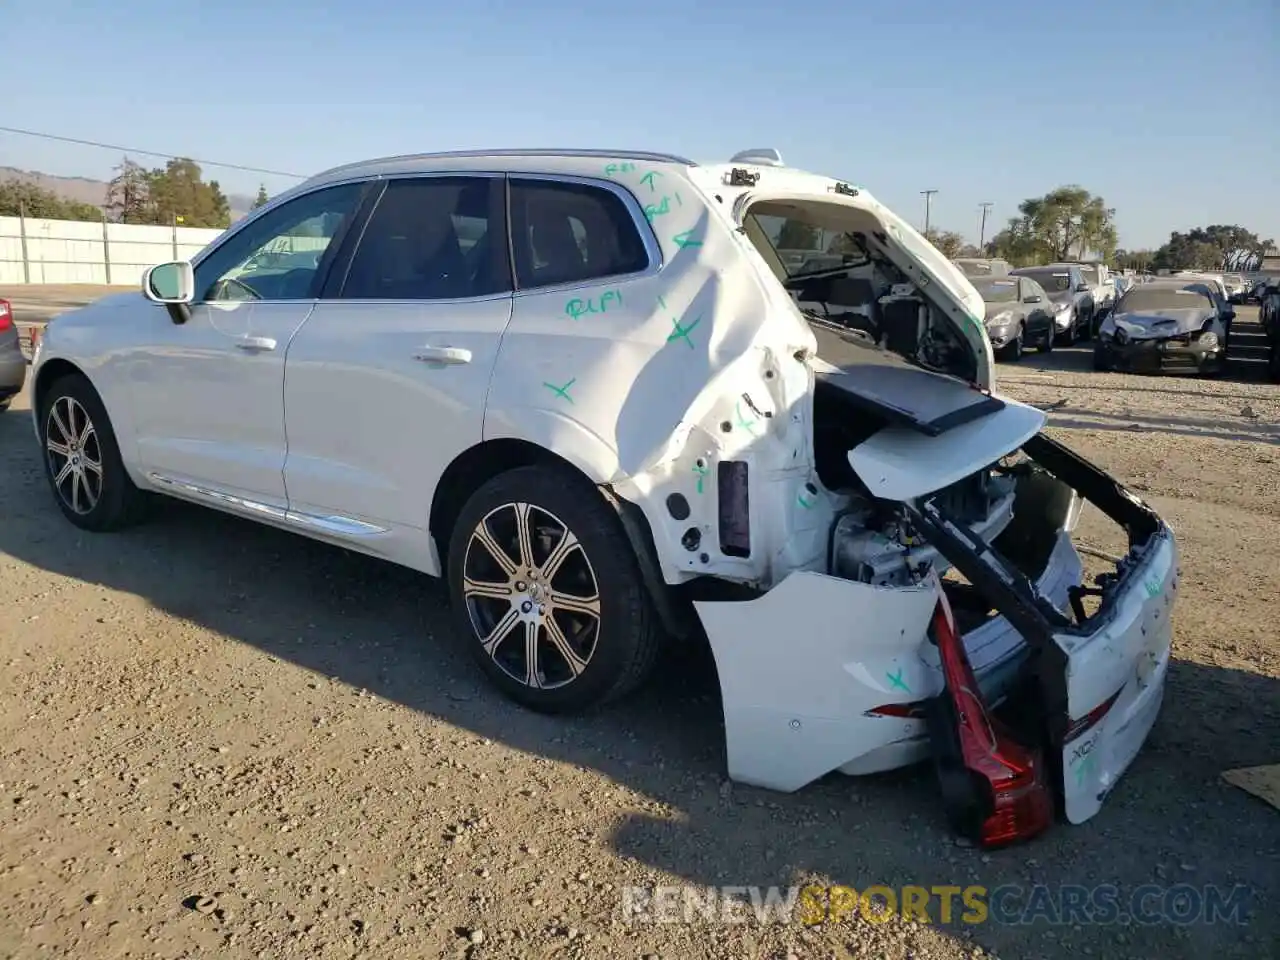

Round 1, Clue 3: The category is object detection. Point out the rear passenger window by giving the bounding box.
[509,179,649,290]
[340,177,508,300]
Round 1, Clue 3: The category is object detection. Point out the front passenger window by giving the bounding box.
[192,183,365,302]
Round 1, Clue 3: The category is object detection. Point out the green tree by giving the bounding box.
[986,217,1048,267]
[1150,225,1272,272]
[1114,248,1156,272]
[251,185,269,209]
[106,156,151,223]
[924,228,966,259]
[0,179,102,221]
[1018,186,1117,261]
[145,158,232,229]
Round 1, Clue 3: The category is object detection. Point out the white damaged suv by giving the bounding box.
[30,147,1178,833]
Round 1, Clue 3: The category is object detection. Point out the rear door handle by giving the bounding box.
[413,346,472,365]
[235,336,277,352]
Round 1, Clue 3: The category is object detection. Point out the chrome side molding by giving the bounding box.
[147,473,387,537]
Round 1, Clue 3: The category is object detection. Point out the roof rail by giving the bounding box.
[729,148,784,167]
[309,148,697,181]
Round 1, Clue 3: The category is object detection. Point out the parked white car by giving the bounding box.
[29,147,1178,837]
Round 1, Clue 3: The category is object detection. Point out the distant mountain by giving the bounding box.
[0,165,255,222]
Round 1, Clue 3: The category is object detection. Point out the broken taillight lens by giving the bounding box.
[927,591,1053,849]
[0,300,12,332]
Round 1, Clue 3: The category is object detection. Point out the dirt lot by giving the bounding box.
[1,293,1277,960]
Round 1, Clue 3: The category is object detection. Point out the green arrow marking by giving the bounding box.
[673,230,703,249]
[639,170,663,192]
[542,378,576,404]
[692,463,709,494]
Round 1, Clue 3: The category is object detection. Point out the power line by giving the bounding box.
[0,125,304,179]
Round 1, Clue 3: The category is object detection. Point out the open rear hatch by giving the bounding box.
[874,434,1176,839]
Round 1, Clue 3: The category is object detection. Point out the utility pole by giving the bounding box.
[978,202,994,248]
[920,190,938,235]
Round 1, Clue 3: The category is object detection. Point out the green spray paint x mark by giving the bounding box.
[692,463,709,494]
[667,314,702,349]
[542,378,576,404]
[886,668,911,693]
[639,170,663,192]
[1143,577,1162,598]
[672,230,703,249]
[734,400,759,436]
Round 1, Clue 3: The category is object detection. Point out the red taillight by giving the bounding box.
[0,299,11,332]
[929,597,1054,849]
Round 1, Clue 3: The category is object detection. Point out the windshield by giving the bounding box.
[973,279,1019,303]
[1077,265,1100,285]
[1016,269,1073,293]
[1117,287,1211,313]
[747,212,866,279]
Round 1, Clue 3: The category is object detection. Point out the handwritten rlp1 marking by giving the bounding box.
[604,162,637,176]
[643,193,683,222]
[565,289,622,321]
[542,378,576,403]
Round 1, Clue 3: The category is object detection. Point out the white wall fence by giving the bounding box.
[0,215,227,286]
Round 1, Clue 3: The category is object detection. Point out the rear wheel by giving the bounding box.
[1036,325,1055,353]
[38,374,150,531]
[447,464,661,713]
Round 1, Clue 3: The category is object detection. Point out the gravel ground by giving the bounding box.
[0,299,1277,960]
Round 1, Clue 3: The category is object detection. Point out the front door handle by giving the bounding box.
[413,345,472,365]
[235,335,277,352]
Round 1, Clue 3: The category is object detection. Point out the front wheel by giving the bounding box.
[997,326,1024,362]
[447,464,662,713]
[38,374,149,531]
[1092,342,1111,372]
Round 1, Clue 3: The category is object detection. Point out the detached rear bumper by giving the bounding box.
[692,432,1176,831]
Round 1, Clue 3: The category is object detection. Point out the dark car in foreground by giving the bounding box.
[1260,282,1280,381]
[1094,283,1228,374]
[0,299,28,411]
[971,275,1056,359]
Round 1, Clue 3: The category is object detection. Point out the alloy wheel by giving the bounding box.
[461,502,602,690]
[45,396,103,515]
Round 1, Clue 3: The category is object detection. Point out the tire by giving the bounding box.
[1056,314,1076,347]
[1092,342,1111,372]
[997,325,1024,362]
[1079,311,1093,342]
[38,374,149,531]
[1036,325,1055,353]
[446,464,661,713]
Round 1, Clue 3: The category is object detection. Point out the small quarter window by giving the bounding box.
[509,179,649,290]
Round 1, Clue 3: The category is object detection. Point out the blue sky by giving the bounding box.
[3,0,1276,249]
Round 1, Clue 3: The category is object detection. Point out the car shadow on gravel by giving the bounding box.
[1000,340,1273,386]
[0,408,1277,959]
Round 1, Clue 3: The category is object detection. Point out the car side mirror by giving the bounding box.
[1023,294,1042,304]
[1075,283,1090,293]
[142,261,195,325]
